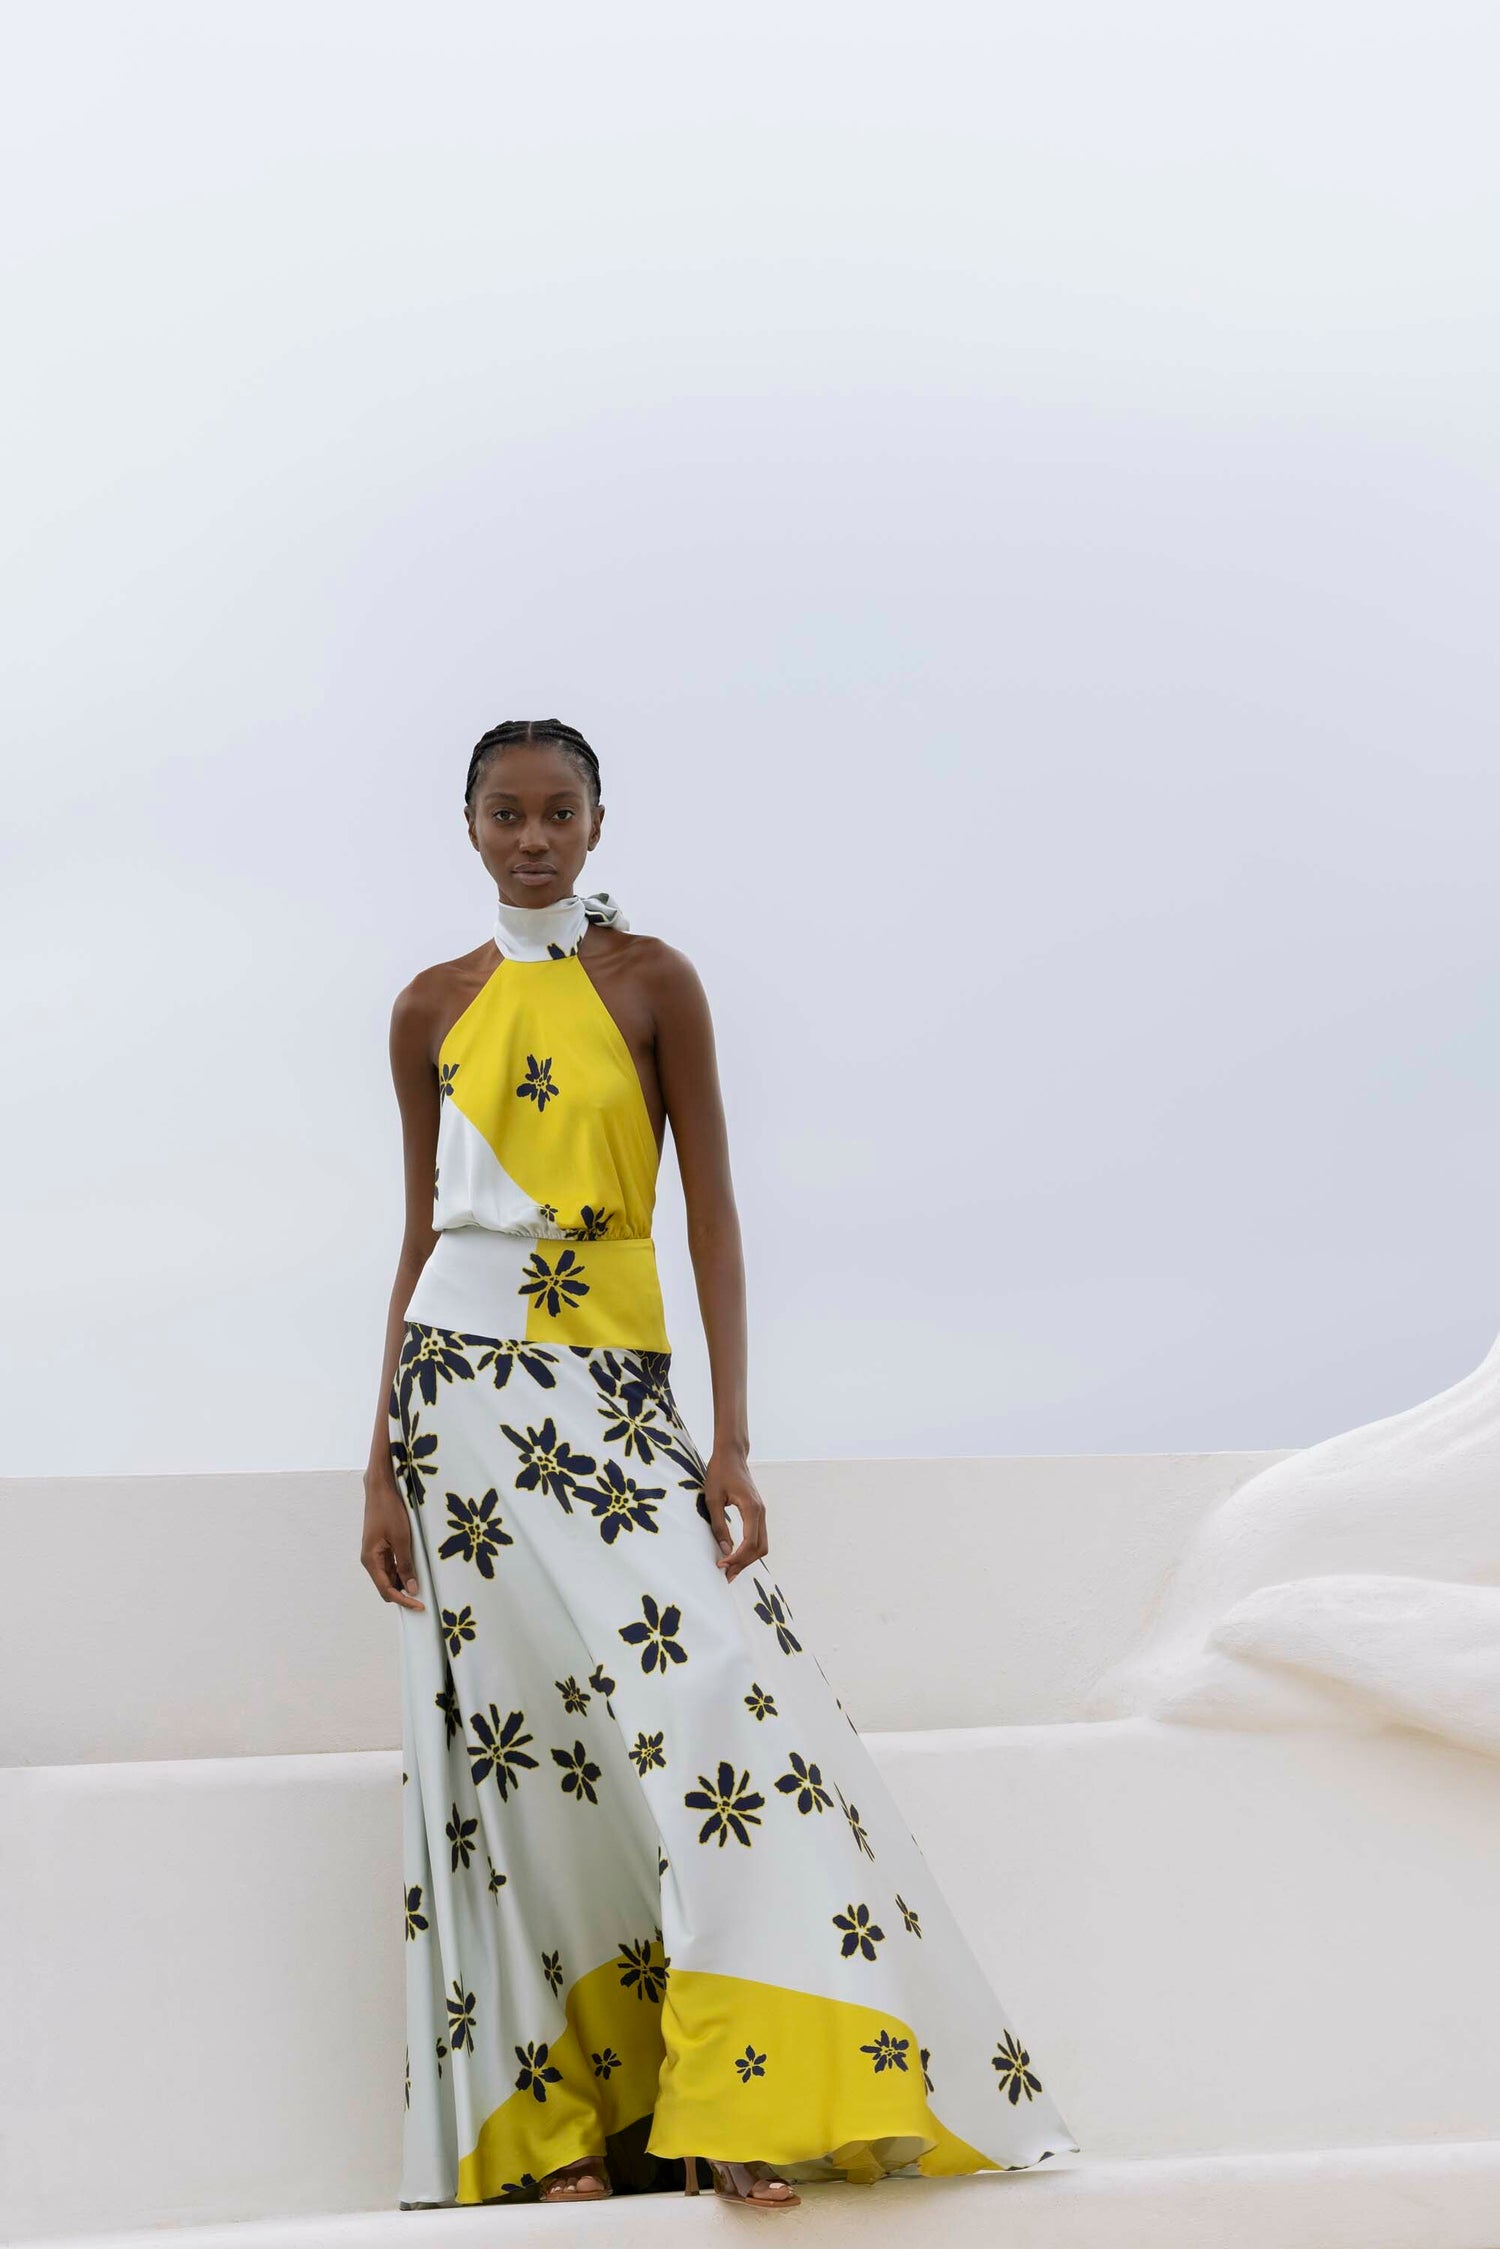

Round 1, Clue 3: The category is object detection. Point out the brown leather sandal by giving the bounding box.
[538,2154,612,2203]
[683,2156,801,2208]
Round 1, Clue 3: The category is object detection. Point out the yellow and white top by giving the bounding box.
[407,890,669,1350]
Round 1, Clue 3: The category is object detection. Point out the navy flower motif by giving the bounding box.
[515,2041,562,2100]
[582,1345,643,1392]
[744,1682,778,1721]
[581,1459,664,1541]
[897,1893,922,1937]
[618,1594,687,1672]
[616,1935,668,2003]
[404,1883,428,1939]
[684,1760,764,1847]
[399,1325,477,1408]
[751,1577,801,1655]
[435,1670,462,1744]
[556,1675,590,1716]
[656,1436,709,1519]
[920,2045,934,2092]
[487,1855,508,1895]
[836,1784,875,1861]
[389,1410,438,1509]
[599,1397,666,1461]
[552,1739,602,1805]
[467,1705,539,1800]
[734,2046,767,2083]
[992,2031,1043,2104]
[438,1062,459,1101]
[589,1661,616,1700]
[775,1753,832,1815]
[438,1487,514,1577]
[446,1804,478,1871]
[541,1949,563,1995]
[629,1730,666,1774]
[518,1247,588,1317]
[472,1339,560,1391]
[859,2027,909,2074]
[592,2047,621,2079]
[440,1605,476,1660]
[447,1979,477,2051]
[501,1416,597,1511]
[516,1053,560,1112]
[833,1902,885,1960]
[631,1349,680,1420]
[563,1204,614,1239]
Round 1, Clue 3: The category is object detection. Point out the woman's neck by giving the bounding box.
[492,889,587,962]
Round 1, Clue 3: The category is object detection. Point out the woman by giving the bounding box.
[361,718,1080,2212]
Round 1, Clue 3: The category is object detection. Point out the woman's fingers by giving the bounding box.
[714,1488,768,1582]
[377,1541,426,1608]
[391,1511,424,1599]
[705,1491,736,1562]
[388,1526,425,1607]
[362,1506,426,1608]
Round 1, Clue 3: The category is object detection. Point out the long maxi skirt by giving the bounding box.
[391,1233,1080,2206]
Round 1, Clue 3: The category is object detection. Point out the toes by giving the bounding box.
[542,2168,606,2200]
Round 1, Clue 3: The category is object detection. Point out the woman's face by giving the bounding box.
[467,742,602,907]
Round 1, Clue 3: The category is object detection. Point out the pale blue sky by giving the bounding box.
[4,2,1496,1472]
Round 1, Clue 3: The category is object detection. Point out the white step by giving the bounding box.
[14,2143,1500,2249]
[4,1721,1496,2241]
[0,1452,1282,1764]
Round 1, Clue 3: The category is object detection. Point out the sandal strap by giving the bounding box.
[712,2159,796,2199]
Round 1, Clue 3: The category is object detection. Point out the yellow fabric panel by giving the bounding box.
[515,1237,669,1352]
[648,1968,1001,2177]
[457,1960,1001,2202]
[457,1952,667,2202]
[441,959,659,1238]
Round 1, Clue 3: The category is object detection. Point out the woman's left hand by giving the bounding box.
[703,1447,768,1583]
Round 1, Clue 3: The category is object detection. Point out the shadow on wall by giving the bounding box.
[1088,1329,1500,1759]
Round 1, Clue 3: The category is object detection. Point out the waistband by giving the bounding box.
[404,1227,670,1353]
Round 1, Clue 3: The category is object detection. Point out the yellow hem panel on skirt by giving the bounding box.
[457,1963,1000,2201]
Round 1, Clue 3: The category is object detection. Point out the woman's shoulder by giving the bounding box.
[588,919,703,995]
[391,941,495,1041]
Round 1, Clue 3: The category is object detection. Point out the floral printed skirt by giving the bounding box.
[391,1318,1080,2206]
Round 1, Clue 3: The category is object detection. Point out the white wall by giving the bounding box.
[2,1451,1284,1764]
[3,2,1497,1475]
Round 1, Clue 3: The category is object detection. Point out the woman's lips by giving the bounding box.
[514,867,556,881]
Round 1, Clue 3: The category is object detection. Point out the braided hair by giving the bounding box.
[464,719,601,812]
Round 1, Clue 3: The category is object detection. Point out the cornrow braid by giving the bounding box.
[464,719,601,811]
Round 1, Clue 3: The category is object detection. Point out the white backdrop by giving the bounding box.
[3,2,1496,1475]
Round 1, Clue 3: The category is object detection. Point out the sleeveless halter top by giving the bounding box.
[411,889,669,1349]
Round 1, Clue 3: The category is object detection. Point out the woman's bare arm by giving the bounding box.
[360,975,444,1611]
[651,944,768,1584]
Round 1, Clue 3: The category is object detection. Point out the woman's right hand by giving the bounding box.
[362,1470,426,1609]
